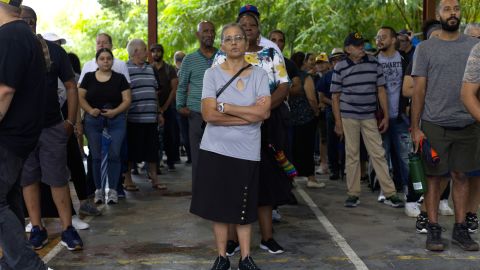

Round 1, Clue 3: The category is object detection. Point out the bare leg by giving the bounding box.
[421,179,449,213]
[425,176,445,224]
[227,224,238,242]
[236,224,252,259]
[123,162,134,186]
[467,176,480,213]
[213,222,228,257]
[258,205,273,241]
[148,162,160,185]
[51,185,73,230]
[22,183,42,228]
[451,172,469,224]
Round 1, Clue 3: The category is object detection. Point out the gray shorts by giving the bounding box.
[421,121,480,176]
[21,121,69,187]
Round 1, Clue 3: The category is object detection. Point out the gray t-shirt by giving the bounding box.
[412,34,479,127]
[464,43,480,84]
[200,65,270,161]
[378,51,403,118]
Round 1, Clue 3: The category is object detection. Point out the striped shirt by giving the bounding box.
[176,49,217,113]
[330,55,385,120]
[127,61,158,123]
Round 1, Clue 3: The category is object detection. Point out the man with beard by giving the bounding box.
[151,44,179,172]
[176,21,217,180]
[375,26,411,202]
[411,0,480,251]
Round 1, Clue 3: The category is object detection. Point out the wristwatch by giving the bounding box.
[217,102,225,113]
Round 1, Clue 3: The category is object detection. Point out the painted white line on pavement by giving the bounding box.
[295,186,369,270]
[43,204,106,264]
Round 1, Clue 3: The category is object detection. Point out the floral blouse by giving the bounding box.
[212,47,289,93]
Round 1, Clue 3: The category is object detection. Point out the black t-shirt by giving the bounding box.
[43,41,75,127]
[284,58,300,80]
[153,63,178,107]
[80,71,130,109]
[0,20,47,158]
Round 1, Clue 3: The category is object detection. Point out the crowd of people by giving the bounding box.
[1,0,480,269]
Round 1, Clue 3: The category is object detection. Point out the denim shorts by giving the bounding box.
[21,121,69,187]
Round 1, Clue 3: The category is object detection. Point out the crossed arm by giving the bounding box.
[202,96,271,126]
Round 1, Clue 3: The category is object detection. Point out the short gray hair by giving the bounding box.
[464,23,480,35]
[126,39,146,59]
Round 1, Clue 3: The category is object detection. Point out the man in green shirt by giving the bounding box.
[176,21,217,180]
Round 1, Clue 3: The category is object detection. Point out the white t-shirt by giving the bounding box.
[78,58,131,84]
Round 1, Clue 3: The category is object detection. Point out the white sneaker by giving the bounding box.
[272,209,282,222]
[72,215,89,230]
[439,199,454,216]
[315,166,328,175]
[377,191,385,203]
[107,189,118,204]
[307,180,326,189]
[94,189,104,204]
[404,202,421,217]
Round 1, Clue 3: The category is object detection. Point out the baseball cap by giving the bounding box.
[150,43,163,52]
[0,0,22,7]
[344,32,365,47]
[398,29,411,36]
[239,4,260,18]
[42,33,66,45]
[315,52,328,63]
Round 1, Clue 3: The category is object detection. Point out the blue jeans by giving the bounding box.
[84,113,126,190]
[382,118,411,187]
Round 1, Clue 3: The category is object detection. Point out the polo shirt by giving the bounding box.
[176,48,217,113]
[330,55,385,120]
[127,61,158,123]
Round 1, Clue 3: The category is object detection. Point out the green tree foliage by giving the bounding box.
[55,0,479,66]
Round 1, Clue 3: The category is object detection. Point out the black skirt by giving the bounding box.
[259,105,295,207]
[190,150,259,224]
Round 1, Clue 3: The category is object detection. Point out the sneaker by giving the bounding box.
[61,226,83,251]
[226,240,240,257]
[238,256,260,270]
[377,191,385,203]
[25,220,45,233]
[452,223,479,251]
[79,200,102,216]
[426,223,444,251]
[404,202,421,217]
[306,180,326,189]
[72,215,89,230]
[416,212,428,234]
[29,225,48,250]
[384,194,404,208]
[272,209,282,223]
[106,189,118,204]
[259,238,284,254]
[94,189,104,204]
[211,256,230,270]
[466,212,479,233]
[315,166,328,175]
[344,196,360,208]
[438,199,454,216]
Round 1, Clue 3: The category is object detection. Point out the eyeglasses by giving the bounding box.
[222,35,245,44]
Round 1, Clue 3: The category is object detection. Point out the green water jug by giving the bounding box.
[409,153,427,194]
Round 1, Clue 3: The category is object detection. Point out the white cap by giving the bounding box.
[42,32,66,45]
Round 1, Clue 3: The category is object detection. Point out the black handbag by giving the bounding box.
[201,64,252,129]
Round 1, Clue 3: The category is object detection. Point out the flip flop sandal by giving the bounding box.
[123,184,139,191]
[152,183,167,190]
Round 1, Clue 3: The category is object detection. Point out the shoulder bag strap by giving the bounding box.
[216,64,252,98]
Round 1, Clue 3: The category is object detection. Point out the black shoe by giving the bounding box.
[452,223,479,251]
[426,223,444,251]
[226,240,240,257]
[238,256,261,270]
[167,164,176,172]
[259,238,284,254]
[344,196,360,208]
[211,256,230,270]
[416,212,428,234]
[466,212,479,233]
[329,173,340,180]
